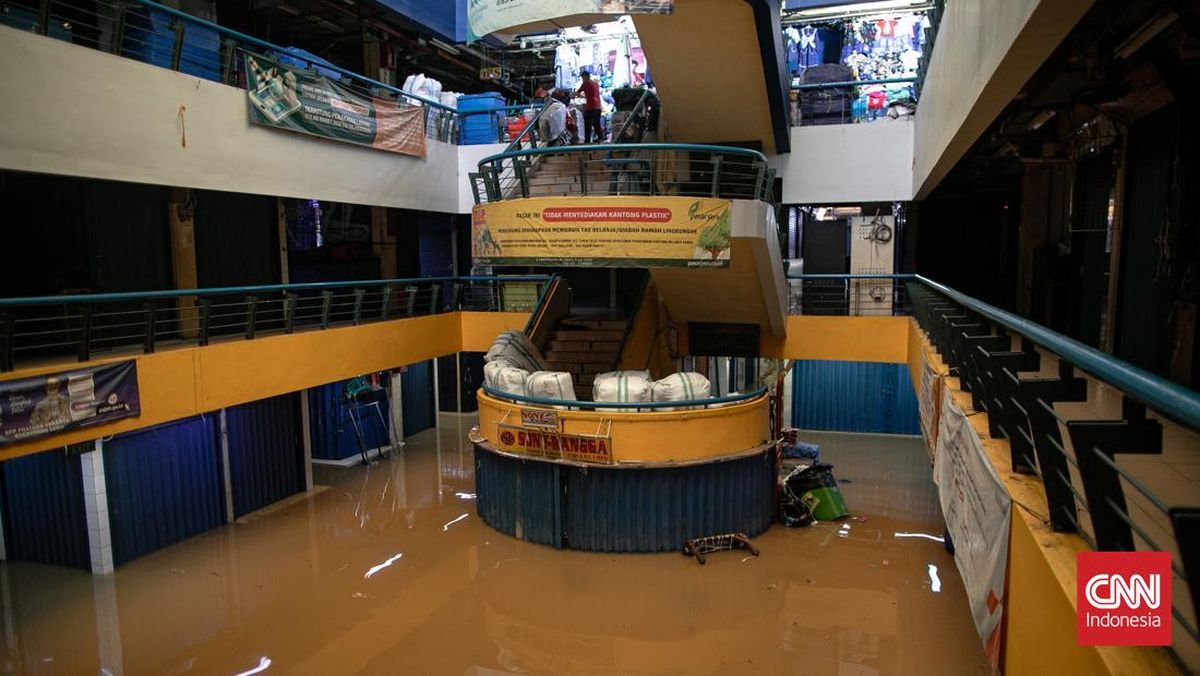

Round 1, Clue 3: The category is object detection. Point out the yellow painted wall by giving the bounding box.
[0,311,527,460]
[906,318,924,398]
[762,316,910,363]
[476,390,770,464]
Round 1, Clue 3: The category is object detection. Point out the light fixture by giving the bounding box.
[1114,10,1177,60]
[1027,109,1056,131]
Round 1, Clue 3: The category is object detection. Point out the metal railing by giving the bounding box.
[789,77,918,126]
[471,143,775,204]
[0,0,522,145]
[892,273,1200,662]
[0,276,553,372]
[787,274,911,317]
[481,384,768,411]
[784,272,1200,660]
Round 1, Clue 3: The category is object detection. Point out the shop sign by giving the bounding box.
[520,408,559,428]
[496,423,612,463]
[479,66,503,81]
[467,1,673,42]
[472,196,732,268]
[245,54,426,157]
[1,361,140,446]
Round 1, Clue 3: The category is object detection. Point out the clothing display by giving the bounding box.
[784,10,928,124]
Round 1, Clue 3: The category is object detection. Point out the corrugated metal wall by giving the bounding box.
[308,380,391,460]
[401,361,436,436]
[475,445,776,552]
[104,416,224,565]
[791,360,920,435]
[226,394,303,518]
[0,449,91,569]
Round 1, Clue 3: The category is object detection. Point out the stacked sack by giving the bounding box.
[651,372,712,411]
[593,370,653,410]
[483,331,576,403]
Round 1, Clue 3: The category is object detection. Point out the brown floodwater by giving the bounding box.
[0,419,988,675]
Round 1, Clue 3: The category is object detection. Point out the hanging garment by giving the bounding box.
[785,26,801,77]
[798,25,822,70]
[555,44,579,90]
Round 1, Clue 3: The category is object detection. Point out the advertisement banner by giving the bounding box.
[467,1,672,42]
[496,423,613,463]
[245,54,426,158]
[472,197,732,268]
[0,361,140,446]
[933,387,1010,669]
[918,348,942,461]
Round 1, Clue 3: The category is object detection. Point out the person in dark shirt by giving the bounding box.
[575,70,604,143]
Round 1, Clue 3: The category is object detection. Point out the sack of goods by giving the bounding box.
[483,361,530,397]
[525,371,577,402]
[484,330,549,372]
[651,372,711,410]
[592,370,652,404]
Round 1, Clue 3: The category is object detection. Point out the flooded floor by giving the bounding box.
[0,419,988,675]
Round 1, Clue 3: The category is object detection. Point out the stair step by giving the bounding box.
[559,317,628,331]
[548,339,620,353]
[551,329,625,342]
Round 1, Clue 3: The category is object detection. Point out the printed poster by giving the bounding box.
[934,386,1011,669]
[0,361,140,446]
[918,347,943,461]
[467,0,672,42]
[245,54,426,157]
[472,196,732,268]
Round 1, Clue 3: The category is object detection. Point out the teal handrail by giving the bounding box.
[0,276,553,307]
[126,0,460,114]
[914,274,1200,429]
[792,77,917,90]
[479,142,769,168]
[482,385,768,410]
[788,272,1200,429]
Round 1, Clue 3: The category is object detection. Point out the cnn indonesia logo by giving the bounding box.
[1077,551,1172,646]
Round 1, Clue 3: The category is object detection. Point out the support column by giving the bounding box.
[299,392,314,491]
[219,409,234,523]
[390,371,405,442]
[81,440,114,575]
[92,574,124,675]
[276,197,290,284]
[168,188,198,338]
[372,207,397,280]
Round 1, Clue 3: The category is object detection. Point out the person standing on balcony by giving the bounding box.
[576,70,604,143]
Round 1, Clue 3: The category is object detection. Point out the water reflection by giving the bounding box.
[0,421,988,674]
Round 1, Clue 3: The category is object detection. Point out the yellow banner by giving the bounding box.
[496,424,613,463]
[472,197,732,268]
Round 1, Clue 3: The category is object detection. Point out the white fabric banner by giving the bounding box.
[467,1,672,42]
[918,350,942,462]
[933,386,1010,669]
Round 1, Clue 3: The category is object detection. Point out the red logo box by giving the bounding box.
[1077,551,1172,646]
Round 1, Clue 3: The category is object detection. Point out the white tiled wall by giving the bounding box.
[80,442,113,574]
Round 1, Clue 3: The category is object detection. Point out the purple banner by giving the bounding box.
[0,361,140,446]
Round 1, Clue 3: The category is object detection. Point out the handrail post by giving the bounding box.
[170,19,185,72]
[319,290,333,329]
[428,282,441,314]
[579,154,588,196]
[283,293,296,334]
[77,306,93,363]
[37,0,50,36]
[245,295,257,339]
[516,159,530,198]
[0,314,13,372]
[220,37,235,85]
[452,282,463,311]
[197,299,212,346]
[352,288,365,325]
[754,162,767,201]
[143,302,157,354]
[405,285,418,316]
[380,285,392,319]
[112,2,128,55]
[710,155,723,198]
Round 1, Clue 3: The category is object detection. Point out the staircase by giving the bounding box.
[513,151,617,199]
[542,314,631,399]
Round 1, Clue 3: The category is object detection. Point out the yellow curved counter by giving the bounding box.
[474,389,771,466]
